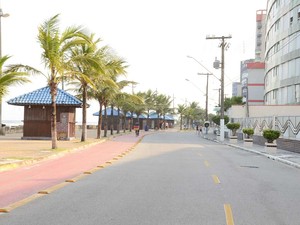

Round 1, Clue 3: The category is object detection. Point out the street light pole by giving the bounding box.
[0,7,9,135]
[206,35,232,142]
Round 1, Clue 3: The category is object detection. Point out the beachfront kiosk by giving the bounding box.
[7,86,82,140]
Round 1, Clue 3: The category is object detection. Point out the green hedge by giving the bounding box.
[242,128,254,138]
[226,123,240,136]
[263,129,280,143]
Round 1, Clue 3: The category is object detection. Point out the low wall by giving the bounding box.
[236,132,300,153]
[4,125,23,134]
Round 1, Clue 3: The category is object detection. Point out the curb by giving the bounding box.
[203,136,300,170]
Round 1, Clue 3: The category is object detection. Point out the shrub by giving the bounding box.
[263,129,280,143]
[212,115,229,126]
[242,128,254,139]
[226,123,240,136]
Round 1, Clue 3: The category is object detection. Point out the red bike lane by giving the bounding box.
[0,133,143,210]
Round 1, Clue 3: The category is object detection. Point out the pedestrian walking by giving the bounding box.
[133,122,140,137]
[199,125,203,136]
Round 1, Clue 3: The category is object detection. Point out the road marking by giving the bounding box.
[204,160,210,167]
[212,175,220,184]
[224,204,235,225]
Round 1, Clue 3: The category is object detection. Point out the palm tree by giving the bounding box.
[67,34,105,142]
[160,95,173,128]
[0,55,40,135]
[104,57,128,135]
[89,76,118,139]
[142,89,157,127]
[37,14,90,149]
[177,104,186,130]
[118,93,142,133]
[153,94,172,129]
[185,102,203,129]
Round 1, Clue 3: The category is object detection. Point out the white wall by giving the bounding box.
[227,105,300,118]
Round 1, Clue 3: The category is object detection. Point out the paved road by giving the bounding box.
[1,131,300,225]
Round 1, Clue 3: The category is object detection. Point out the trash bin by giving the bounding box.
[144,124,149,131]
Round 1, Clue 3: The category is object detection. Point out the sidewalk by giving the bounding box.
[0,130,148,210]
[202,131,300,169]
[0,129,137,172]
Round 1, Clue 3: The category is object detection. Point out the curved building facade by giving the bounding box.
[265,0,300,105]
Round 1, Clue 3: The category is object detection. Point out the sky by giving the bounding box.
[1,0,267,124]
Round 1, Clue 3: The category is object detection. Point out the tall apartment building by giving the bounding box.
[240,9,266,104]
[264,0,300,105]
[237,10,266,107]
[256,10,267,61]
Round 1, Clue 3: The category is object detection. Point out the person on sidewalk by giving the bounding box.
[133,122,140,137]
[199,125,203,136]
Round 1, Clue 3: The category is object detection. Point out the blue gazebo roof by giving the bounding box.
[93,107,122,116]
[149,113,174,120]
[125,112,147,119]
[7,86,83,107]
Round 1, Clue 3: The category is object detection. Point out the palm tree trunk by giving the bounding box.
[180,115,183,130]
[104,104,107,137]
[123,113,126,133]
[117,108,120,134]
[81,85,87,142]
[110,104,113,135]
[129,112,133,132]
[97,101,103,139]
[50,81,58,149]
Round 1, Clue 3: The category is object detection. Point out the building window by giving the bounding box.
[290,16,293,26]
[296,85,300,103]
[273,89,278,100]
[298,8,300,20]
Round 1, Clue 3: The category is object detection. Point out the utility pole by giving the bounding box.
[206,35,232,142]
[197,72,212,121]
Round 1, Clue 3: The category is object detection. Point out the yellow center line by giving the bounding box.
[224,204,235,225]
[212,175,220,184]
[204,160,210,167]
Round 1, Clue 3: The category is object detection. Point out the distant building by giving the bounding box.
[241,61,265,108]
[232,82,242,97]
[264,1,300,105]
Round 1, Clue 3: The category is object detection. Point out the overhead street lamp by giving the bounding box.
[185,78,206,96]
[0,7,9,135]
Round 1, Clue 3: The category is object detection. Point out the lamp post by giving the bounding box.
[0,7,9,135]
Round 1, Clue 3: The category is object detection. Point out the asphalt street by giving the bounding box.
[1,131,300,225]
